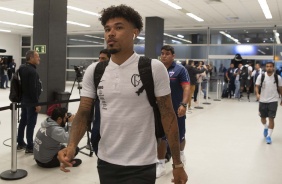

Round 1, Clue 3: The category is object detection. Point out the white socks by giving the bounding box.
[267,129,273,137]
[180,151,184,156]
[263,123,268,129]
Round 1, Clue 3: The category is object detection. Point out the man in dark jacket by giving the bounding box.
[185,60,206,110]
[17,50,42,153]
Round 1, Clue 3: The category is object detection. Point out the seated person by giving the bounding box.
[33,107,81,168]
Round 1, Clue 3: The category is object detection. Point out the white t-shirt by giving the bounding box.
[234,68,240,81]
[81,52,171,166]
[244,64,253,80]
[256,73,282,103]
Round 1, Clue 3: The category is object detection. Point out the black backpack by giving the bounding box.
[240,66,249,80]
[259,73,280,96]
[93,56,165,139]
[9,68,22,103]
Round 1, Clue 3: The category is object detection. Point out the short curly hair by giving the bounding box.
[99,4,143,32]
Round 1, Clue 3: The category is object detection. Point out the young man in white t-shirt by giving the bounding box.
[255,62,282,144]
[57,5,188,184]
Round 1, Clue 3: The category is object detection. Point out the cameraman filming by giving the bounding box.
[33,107,82,168]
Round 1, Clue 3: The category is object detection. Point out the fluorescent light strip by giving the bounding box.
[258,0,272,19]
[84,35,104,39]
[70,39,103,44]
[160,0,182,10]
[177,34,184,38]
[0,20,33,28]
[67,21,90,27]
[0,6,33,16]
[186,13,204,22]
[67,6,100,17]
[0,29,11,32]
[137,36,145,40]
[219,31,241,44]
[164,33,191,43]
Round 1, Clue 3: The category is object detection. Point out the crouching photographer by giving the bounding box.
[33,107,82,168]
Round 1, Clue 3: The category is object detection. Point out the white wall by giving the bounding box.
[0,32,21,68]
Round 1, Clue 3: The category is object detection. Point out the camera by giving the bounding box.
[73,65,84,83]
[66,112,72,122]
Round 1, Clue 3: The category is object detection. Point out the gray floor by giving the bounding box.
[1,82,282,184]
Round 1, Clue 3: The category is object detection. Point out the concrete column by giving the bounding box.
[33,0,67,110]
[145,17,164,59]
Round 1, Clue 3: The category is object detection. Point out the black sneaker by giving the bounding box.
[72,159,82,167]
[17,144,27,151]
[25,148,33,154]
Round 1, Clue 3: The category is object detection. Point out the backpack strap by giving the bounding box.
[93,61,109,96]
[259,73,265,95]
[274,74,280,97]
[137,56,165,139]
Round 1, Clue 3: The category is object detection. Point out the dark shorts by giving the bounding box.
[259,102,278,118]
[240,79,250,88]
[97,159,156,184]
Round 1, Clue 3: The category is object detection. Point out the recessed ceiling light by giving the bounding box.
[67,6,100,16]
[177,34,184,38]
[186,13,204,22]
[67,21,90,27]
[0,6,33,16]
[164,33,191,43]
[160,0,182,9]
[258,0,272,19]
[0,29,11,32]
[0,21,33,28]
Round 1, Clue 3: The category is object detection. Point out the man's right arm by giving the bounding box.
[58,97,93,172]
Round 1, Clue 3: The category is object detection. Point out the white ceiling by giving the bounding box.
[0,0,281,35]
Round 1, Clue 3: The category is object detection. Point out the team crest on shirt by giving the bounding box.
[131,74,141,87]
[169,71,175,77]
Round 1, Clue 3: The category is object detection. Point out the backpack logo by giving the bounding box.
[131,74,141,87]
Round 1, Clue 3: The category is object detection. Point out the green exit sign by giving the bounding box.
[34,45,46,54]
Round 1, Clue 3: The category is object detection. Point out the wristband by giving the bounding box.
[179,102,187,108]
[172,162,184,169]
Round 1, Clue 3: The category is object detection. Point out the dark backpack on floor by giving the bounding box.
[93,56,165,139]
[9,68,22,103]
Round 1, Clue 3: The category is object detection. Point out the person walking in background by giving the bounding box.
[185,60,206,109]
[255,61,282,144]
[225,63,235,98]
[157,45,190,178]
[17,50,42,153]
[234,63,242,99]
[58,5,188,184]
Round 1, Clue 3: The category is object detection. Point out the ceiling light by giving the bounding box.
[273,30,281,44]
[160,0,182,10]
[0,29,11,32]
[67,21,90,27]
[70,39,103,44]
[0,6,33,16]
[84,35,104,39]
[0,21,33,28]
[177,34,184,38]
[164,33,191,43]
[186,13,204,22]
[219,31,241,44]
[258,0,272,19]
[67,6,100,16]
[137,36,145,40]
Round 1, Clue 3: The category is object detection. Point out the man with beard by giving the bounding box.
[255,62,282,144]
[58,4,187,184]
[33,107,81,168]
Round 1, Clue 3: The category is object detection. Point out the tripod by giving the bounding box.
[69,76,93,157]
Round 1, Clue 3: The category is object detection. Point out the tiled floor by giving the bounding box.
[1,82,282,184]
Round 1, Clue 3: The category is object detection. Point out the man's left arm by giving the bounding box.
[156,94,188,183]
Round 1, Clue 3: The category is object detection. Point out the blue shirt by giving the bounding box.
[167,62,190,111]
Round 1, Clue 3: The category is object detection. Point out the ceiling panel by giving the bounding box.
[0,0,281,35]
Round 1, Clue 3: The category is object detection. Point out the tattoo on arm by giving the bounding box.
[68,97,93,148]
[157,94,181,164]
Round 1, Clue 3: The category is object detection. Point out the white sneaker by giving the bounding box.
[188,107,194,110]
[180,153,186,166]
[156,162,166,178]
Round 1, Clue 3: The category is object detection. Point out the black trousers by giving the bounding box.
[97,159,156,184]
[35,147,79,168]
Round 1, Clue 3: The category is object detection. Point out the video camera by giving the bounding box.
[72,65,84,83]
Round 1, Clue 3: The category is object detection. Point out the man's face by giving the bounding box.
[31,52,40,65]
[265,63,274,74]
[99,53,109,62]
[238,64,242,68]
[104,17,137,54]
[255,64,260,70]
[160,49,174,66]
[230,64,234,68]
